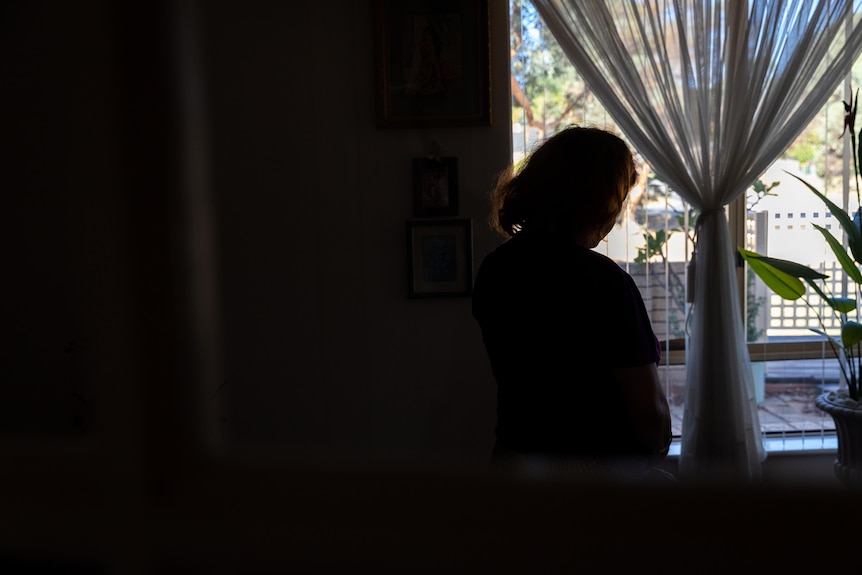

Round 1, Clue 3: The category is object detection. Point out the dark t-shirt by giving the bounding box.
[472,229,660,458]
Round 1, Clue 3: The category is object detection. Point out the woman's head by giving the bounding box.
[489,126,638,245]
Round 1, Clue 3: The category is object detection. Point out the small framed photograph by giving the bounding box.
[373,0,491,128]
[406,219,473,298]
[413,157,458,217]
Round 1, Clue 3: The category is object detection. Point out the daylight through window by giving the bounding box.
[510,0,862,442]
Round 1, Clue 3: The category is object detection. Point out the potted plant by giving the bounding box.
[739,89,862,485]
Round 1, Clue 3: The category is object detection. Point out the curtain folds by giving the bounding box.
[533,0,862,479]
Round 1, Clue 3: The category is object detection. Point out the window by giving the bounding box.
[510,0,862,442]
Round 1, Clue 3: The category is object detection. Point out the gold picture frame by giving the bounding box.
[374,0,491,128]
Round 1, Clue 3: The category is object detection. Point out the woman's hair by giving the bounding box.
[489,126,638,238]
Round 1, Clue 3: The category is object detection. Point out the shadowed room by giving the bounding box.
[4,0,862,572]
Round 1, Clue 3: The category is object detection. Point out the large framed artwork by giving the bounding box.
[373,0,491,128]
[406,219,473,298]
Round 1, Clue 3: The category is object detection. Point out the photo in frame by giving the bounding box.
[413,157,459,217]
[406,219,473,298]
[373,0,491,128]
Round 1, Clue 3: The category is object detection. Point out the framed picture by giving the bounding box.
[373,0,491,128]
[413,157,459,217]
[406,219,473,298]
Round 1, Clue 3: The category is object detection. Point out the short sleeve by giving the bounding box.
[610,272,661,368]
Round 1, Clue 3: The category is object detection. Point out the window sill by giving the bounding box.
[661,338,838,366]
[666,433,837,458]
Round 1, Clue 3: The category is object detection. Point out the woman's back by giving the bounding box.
[472,229,660,458]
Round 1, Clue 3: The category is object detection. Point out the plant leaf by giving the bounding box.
[742,252,828,280]
[803,279,855,313]
[810,327,843,345]
[842,321,862,348]
[812,223,862,284]
[854,208,862,243]
[829,297,857,314]
[805,278,830,301]
[738,248,805,300]
[809,329,843,355]
[788,171,862,262]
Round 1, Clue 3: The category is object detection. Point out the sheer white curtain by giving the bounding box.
[533,0,862,479]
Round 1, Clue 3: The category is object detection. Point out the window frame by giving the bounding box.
[507,0,855,440]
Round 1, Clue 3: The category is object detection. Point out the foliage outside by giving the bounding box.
[510,0,862,196]
[634,182,774,342]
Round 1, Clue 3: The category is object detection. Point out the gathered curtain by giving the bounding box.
[533,0,862,479]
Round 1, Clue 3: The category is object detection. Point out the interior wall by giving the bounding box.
[201,0,511,463]
[3,0,140,441]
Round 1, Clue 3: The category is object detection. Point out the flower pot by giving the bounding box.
[815,391,862,485]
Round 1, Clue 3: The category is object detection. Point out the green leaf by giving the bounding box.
[805,278,830,301]
[805,279,856,313]
[788,171,862,263]
[742,253,828,281]
[812,224,862,284]
[738,248,805,300]
[829,297,857,314]
[842,321,862,348]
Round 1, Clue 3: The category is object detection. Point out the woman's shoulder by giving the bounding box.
[579,245,631,276]
[481,233,636,294]
[477,231,534,267]
[482,230,628,270]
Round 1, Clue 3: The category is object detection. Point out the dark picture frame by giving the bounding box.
[406,219,473,298]
[373,0,491,128]
[413,157,459,217]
